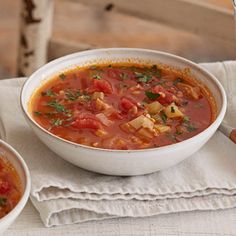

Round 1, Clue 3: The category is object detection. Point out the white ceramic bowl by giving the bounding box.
[20,48,226,176]
[0,140,30,233]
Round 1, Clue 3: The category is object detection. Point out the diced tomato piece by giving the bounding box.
[151,85,174,105]
[71,113,102,130]
[120,97,136,111]
[93,79,113,94]
[0,181,11,194]
[109,111,123,120]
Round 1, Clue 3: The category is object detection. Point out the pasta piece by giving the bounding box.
[137,127,154,139]
[146,101,163,114]
[164,103,183,118]
[95,98,110,110]
[155,124,171,133]
[92,92,104,100]
[128,115,154,131]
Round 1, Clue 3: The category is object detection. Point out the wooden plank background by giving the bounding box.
[0,0,235,78]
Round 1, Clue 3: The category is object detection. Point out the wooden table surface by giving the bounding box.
[0,0,235,78]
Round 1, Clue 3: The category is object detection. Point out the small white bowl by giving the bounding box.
[0,140,30,233]
[20,48,227,176]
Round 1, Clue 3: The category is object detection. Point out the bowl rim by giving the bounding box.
[20,48,227,153]
[0,139,31,223]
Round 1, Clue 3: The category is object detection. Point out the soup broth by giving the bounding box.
[30,63,216,150]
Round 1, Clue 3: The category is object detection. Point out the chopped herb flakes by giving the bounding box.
[65,90,80,101]
[145,91,160,100]
[171,106,175,113]
[34,111,42,116]
[83,95,91,101]
[183,116,190,123]
[92,74,101,80]
[182,116,197,132]
[51,118,63,126]
[134,72,152,83]
[0,197,7,207]
[41,89,55,97]
[186,124,197,132]
[47,101,66,113]
[59,73,66,80]
[160,112,167,124]
[175,131,182,135]
[166,133,177,142]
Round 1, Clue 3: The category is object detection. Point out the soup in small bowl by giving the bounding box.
[0,140,30,233]
[21,48,226,175]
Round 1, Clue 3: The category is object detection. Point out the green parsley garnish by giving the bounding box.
[186,124,197,132]
[171,106,175,113]
[92,74,101,80]
[34,111,42,116]
[47,101,66,113]
[160,111,167,124]
[134,72,152,83]
[166,133,177,142]
[83,95,91,101]
[145,91,160,100]
[0,197,7,207]
[59,73,66,80]
[51,119,63,126]
[41,89,55,97]
[183,116,190,123]
[182,116,197,132]
[175,130,182,135]
[65,90,80,101]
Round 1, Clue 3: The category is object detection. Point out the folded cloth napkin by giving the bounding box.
[0,61,236,227]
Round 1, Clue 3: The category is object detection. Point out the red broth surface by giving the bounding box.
[0,156,22,218]
[30,63,216,150]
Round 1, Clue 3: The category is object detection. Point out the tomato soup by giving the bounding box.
[0,156,22,218]
[30,63,216,150]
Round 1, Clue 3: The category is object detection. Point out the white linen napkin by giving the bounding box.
[0,61,236,227]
